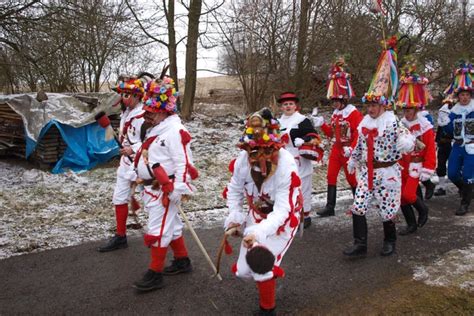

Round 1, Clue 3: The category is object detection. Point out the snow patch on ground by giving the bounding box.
[413,246,474,293]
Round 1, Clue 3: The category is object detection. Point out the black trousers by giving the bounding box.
[436,142,452,177]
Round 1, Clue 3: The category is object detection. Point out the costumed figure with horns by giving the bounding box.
[438,61,474,216]
[132,77,198,291]
[396,60,436,236]
[312,58,363,217]
[434,93,456,196]
[343,36,415,257]
[98,74,151,252]
[222,108,302,315]
[277,92,323,228]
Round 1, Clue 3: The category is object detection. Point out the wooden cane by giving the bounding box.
[215,227,239,276]
[177,204,223,281]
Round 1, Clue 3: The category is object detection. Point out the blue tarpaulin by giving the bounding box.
[1,92,122,173]
[25,120,119,173]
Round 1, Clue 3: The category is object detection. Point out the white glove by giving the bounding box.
[396,133,415,154]
[311,116,325,128]
[419,168,434,182]
[437,113,450,127]
[347,158,358,174]
[294,137,305,147]
[343,146,352,158]
[169,191,182,205]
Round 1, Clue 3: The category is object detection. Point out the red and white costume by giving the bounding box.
[135,114,195,248]
[224,148,301,282]
[279,113,316,213]
[399,113,436,205]
[349,111,415,220]
[112,104,145,204]
[320,104,363,187]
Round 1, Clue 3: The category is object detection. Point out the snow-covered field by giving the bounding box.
[1,104,472,293]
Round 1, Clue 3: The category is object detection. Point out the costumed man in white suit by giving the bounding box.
[132,77,198,291]
[223,108,302,316]
[98,74,150,252]
[278,92,321,228]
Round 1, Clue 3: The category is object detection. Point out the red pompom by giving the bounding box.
[179,129,192,145]
[153,164,171,185]
[231,262,238,275]
[228,159,236,174]
[161,182,174,194]
[272,266,285,278]
[291,172,301,187]
[222,186,228,199]
[130,196,140,212]
[143,234,159,247]
[96,114,111,128]
[162,194,170,208]
[281,134,289,144]
[224,239,233,255]
[188,164,199,180]
[289,213,299,228]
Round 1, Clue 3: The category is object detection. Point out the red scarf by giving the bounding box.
[361,127,378,190]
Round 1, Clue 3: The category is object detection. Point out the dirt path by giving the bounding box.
[1,193,473,315]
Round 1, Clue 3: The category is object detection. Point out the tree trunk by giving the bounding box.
[166,0,178,91]
[295,0,309,94]
[181,0,202,121]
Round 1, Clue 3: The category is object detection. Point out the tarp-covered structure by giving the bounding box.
[0,92,121,173]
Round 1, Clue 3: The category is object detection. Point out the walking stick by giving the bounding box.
[215,226,239,276]
[177,204,223,281]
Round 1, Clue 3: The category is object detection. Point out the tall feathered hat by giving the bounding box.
[238,108,283,150]
[444,60,473,95]
[396,58,431,109]
[112,73,152,96]
[326,57,355,100]
[143,76,179,113]
[362,35,399,106]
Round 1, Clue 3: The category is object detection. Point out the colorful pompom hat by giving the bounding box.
[238,108,283,150]
[396,58,431,109]
[112,74,150,96]
[444,60,473,95]
[143,76,179,113]
[362,35,399,106]
[326,57,355,100]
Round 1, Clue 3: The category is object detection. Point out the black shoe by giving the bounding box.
[343,214,367,257]
[163,257,192,275]
[455,183,472,216]
[399,205,417,235]
[97,235,127,252]
[422,180,435,200]
[258,307,276,316]
[381,221,396,256]
[303,217,312,229]
[380,241,396,256]
[343,242,368,257]
[413,197,429,227]
[434,188,446,196]
[133,269,164,292]
[317,185,336,217]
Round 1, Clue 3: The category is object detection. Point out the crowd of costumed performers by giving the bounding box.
[92,36,473,316]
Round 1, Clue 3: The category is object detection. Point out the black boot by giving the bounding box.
[97,234,127,252]
[258,307,276,316]
[317,185,336,217]
[163,257,192,275]
[343,214,367,257]
[413,197,429,227]
[399,205,417,235]
[434,187,446,196]
[133,269,164,292]
[380,220,396,256]
[453,180,464,198]
[456,183,472,216]
[422,180,435,200]
[303,216,312,229]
